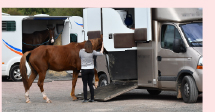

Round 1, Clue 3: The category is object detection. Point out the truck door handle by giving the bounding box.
[157,56,162,61]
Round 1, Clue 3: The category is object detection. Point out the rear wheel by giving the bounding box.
[147,89,162,95]
[181,76,198,103]
[98,74,108,87]
[10,65,22,81]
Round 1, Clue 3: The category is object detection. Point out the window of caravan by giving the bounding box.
[180,23,202,47]
[2,21,16,31]
[161,24,183,50]
[70,33,77,42]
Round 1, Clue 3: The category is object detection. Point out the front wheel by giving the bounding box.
[147,89,162,95]
[10,65,22,81]
[181,76,198,103]
[98,74,108,87]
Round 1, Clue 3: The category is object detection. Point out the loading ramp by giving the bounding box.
[76,81,138,101]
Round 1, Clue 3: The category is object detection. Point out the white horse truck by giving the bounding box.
[77,8,202,103]
[2,13,84,81]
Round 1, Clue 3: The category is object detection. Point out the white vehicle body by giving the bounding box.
[2,13,84,79]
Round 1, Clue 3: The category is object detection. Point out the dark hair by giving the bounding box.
[84,40,93,53]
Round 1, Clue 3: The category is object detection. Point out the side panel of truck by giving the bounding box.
[102,8,135,52]
[83,8,101,40]
[2,16,29,76]
[134,8,152,41]
[69,16,84,43]
[2,16,74,77]
[102,8,154,82]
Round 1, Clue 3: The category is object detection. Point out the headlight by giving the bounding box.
[197,56,203,69]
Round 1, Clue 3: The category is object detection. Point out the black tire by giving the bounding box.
[9,65,22,81]
[181,76,198,103]
[147,89,162,95]
[98,74,108,87]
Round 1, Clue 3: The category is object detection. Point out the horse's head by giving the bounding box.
[90,35,103,50]
[47,27,55,44]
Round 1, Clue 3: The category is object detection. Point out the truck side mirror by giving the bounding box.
[173,38,186,53]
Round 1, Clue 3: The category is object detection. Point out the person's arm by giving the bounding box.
[100,42,104,53]
[93,42,104,56]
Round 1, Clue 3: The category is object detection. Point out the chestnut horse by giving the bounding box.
[20,37,103,103]
[22,27,55,53]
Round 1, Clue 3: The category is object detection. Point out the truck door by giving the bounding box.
[134,8,154,87]
[83,8,101,40]
[102,8,152,81]
[157,23,185,88]
[62,19,70,45]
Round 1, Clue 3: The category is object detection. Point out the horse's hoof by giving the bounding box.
[26,100,31,103]
[72,99,78,101]
[71,96,78,101]
[95,81,98,88]
[71,94,78,101]
[72,97,78,101]
[47,100,52,103]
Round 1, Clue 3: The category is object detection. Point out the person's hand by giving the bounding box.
[100,42,104,53]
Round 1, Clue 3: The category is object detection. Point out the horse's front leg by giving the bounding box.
[94,69,99,88]
[70,70,80,101]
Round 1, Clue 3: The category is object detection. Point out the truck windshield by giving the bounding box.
[180,23,202,47]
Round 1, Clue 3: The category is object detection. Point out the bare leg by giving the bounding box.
[37,72,51,103]
[24,71,37,103]
[70,70,80,101]
[94,69,99,88]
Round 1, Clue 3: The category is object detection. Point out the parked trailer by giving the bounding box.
[2,13,84,81]
[76,8,202,103]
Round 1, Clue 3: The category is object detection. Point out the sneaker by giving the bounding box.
[82,100,88,103]
[88,99,94,102]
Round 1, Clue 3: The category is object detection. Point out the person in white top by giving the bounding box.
[79,40,104,103]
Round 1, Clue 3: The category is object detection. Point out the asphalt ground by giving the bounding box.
[2,74,202,112]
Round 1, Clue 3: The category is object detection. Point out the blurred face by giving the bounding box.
[85,40,93,53]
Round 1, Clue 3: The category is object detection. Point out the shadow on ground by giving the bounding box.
[108,91,202,103]
[1,70,81,82]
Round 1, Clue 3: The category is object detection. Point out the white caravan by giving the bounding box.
[2,13,84,81]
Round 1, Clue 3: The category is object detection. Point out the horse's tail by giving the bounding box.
[20,51,31,91]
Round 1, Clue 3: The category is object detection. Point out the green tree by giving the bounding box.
[2,8,23,15]
[2,8,83,16]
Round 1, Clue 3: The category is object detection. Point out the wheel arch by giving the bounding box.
[5,56,22,76]
[97,71,110,83]
[176,70,194,84]
[176,70,197,99]
[10,62,20,68]
[98,71,107,78]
